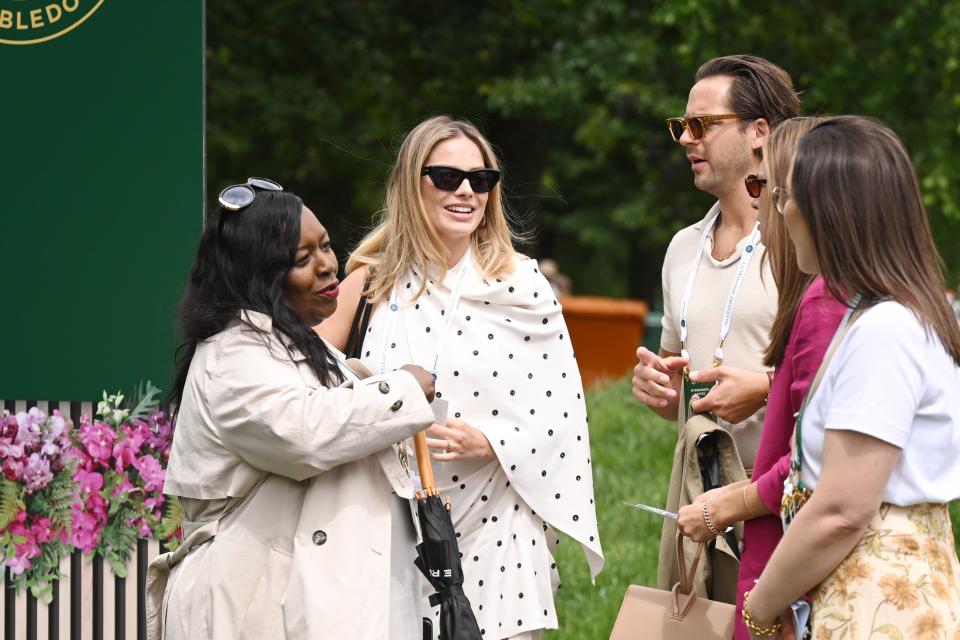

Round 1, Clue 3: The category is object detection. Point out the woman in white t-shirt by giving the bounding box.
[741,116,960,639]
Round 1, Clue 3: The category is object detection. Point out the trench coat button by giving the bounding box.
[378,381,391,394]
[390,399,403,412]
[312,530,327,545]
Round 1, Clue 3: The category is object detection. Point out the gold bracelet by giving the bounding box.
[742,590,782,637]
[702,496,722,537]
[742,486,759,518]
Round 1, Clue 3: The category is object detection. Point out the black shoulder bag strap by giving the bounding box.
[343,278,373,359]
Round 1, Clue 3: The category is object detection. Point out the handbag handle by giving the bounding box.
[343,277,374,359]
[672,532,704,618]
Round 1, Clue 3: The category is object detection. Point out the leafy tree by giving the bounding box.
[207,0,960,301]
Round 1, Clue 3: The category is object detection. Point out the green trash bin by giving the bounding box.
[643,305,663,353]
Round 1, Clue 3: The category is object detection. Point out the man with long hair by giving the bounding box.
[632,55,800,600]
[634,54,799,469]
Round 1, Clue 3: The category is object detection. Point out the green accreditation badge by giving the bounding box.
[683,373,717,423]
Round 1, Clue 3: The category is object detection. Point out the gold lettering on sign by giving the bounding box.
[0,0,105,45]
[45,4,62,24]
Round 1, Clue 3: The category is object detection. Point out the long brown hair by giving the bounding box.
[762,117,823,367]
[792,115,960,365]
[347,116,519,303]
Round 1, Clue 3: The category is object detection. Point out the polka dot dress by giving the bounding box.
[361,255,604,638]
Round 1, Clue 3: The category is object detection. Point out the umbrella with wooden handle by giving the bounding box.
[412,432,483,640]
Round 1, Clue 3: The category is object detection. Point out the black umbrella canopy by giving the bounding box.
[414,494,482,640]
[413,433,483,640]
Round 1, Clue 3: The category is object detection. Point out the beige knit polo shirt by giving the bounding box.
[660,202,777,468]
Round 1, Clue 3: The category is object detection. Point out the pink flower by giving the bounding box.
[0,441,24,459]
[5,553,32,575]
[130,516,153,537]
[48,411,67,439]
[80,422,116,463]
[30,516,56,544]
[133,455,165,493]
[1,412,18,441]
[22,453,53,493]
[111,477,134,496]
[2,455,24,481]
[70,509,102,553]
[75,467,105,495]
[112,428,145,472]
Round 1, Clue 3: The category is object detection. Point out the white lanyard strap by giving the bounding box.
[377,248,473,377]
[678,208,721,360]
[713,222,761,365]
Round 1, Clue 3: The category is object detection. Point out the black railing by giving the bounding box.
[1,400,162,640]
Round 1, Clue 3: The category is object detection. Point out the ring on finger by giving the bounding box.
[445,439,451,454]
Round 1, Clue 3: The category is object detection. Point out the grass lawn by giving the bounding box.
[544,376,960,639]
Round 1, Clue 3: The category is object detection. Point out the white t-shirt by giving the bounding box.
[800,301,960,505]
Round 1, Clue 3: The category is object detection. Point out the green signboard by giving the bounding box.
[0,2,204,401]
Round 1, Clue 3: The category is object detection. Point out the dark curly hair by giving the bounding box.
[169,188,343,407]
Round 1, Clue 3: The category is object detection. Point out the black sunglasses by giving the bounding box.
[744,174,767,198]
[218,177,283,211]
[421,165,501,193]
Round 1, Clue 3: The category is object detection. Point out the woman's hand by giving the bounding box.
[400,364,435,402]
[425,417,495,462]
[688,367,770,423]
[676,486,728,542]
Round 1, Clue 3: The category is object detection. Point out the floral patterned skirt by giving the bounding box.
[811,503,960,640]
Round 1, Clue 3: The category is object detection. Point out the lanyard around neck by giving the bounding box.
[678,208,761,366]
[792,293,863,470]
[377,248,474,377]
[713,223,761,365]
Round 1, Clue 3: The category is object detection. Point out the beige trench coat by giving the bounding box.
[148,311,435,639]
[656,415,746,604]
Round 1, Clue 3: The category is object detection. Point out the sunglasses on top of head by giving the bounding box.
[421,166,501,193]
[744,174,767,198]
[218,177,283,211]
[666,114,741,142]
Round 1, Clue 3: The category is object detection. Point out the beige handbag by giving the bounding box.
[610,533,735,639]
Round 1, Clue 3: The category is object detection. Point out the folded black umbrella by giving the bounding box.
[695,432,741,561]
[413,433,483,640]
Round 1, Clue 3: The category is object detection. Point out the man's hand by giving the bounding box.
[688,366,769,424]
[632,347,687,418]
[425,417,495,462]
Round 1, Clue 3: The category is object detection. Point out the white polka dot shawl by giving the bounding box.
[360,256,604,605]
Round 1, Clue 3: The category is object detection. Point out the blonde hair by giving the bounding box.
[347,116,519,302]
[762,116,824,367]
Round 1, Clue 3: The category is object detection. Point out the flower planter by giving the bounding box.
[558,296,649,387]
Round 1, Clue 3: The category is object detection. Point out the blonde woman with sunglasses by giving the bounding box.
[319,116,603,639]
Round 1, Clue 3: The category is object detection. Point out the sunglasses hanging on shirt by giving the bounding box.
[744,175,767,198]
